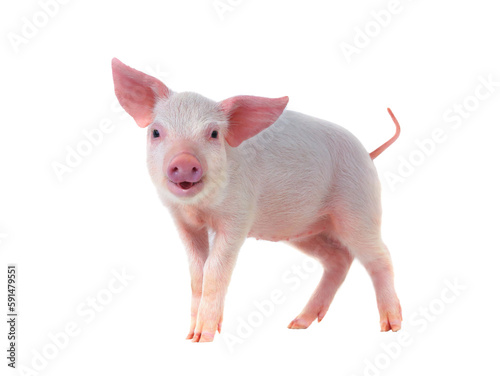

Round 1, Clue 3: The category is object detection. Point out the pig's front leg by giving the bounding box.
[174,220,210,340]
[192,229,246,343]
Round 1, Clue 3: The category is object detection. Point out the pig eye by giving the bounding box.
[211,130,218,139]
[153,129,160,138]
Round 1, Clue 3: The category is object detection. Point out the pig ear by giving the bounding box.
[219,95,289,147]
[111,58,170,128]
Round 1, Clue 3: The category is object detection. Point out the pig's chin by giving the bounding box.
[166,178,204,199]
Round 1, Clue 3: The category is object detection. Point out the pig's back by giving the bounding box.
[236,110,377,240]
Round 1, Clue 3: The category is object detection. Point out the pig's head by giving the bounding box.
[111,58,288,206]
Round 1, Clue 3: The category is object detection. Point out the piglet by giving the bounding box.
[111,58,402,342]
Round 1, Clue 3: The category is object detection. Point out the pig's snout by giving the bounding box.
[166,153,203,192]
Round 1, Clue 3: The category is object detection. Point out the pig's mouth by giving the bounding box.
[166,178,204,198]
[177,181,200,190]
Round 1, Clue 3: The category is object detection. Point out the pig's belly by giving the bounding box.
[247,214,332,242]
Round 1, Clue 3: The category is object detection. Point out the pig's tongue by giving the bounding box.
[179,181,194,190]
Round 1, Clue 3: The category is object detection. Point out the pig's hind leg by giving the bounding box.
[286,233,354,329]
[331,208,402,332]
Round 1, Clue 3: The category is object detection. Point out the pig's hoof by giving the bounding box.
[193,322,221,342]
[186,317,197,339]
[287,309,327,329]
[192,331,215,342]
[191,319,220,342]
[379,304,402,332]
[288,318,312,329]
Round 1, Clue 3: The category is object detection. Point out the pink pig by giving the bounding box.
[112,58,402,342]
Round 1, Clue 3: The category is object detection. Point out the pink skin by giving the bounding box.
[166,153,204,197]
[174,220,209,340]
[191,230,241,342]
[111,58,403,342]
[220,95,290,147]
[286,234,354,329]
[111,58,169,128]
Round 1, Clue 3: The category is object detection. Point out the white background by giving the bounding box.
[1,0,499,375]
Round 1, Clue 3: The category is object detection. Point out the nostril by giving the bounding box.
[167,153,203,183]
